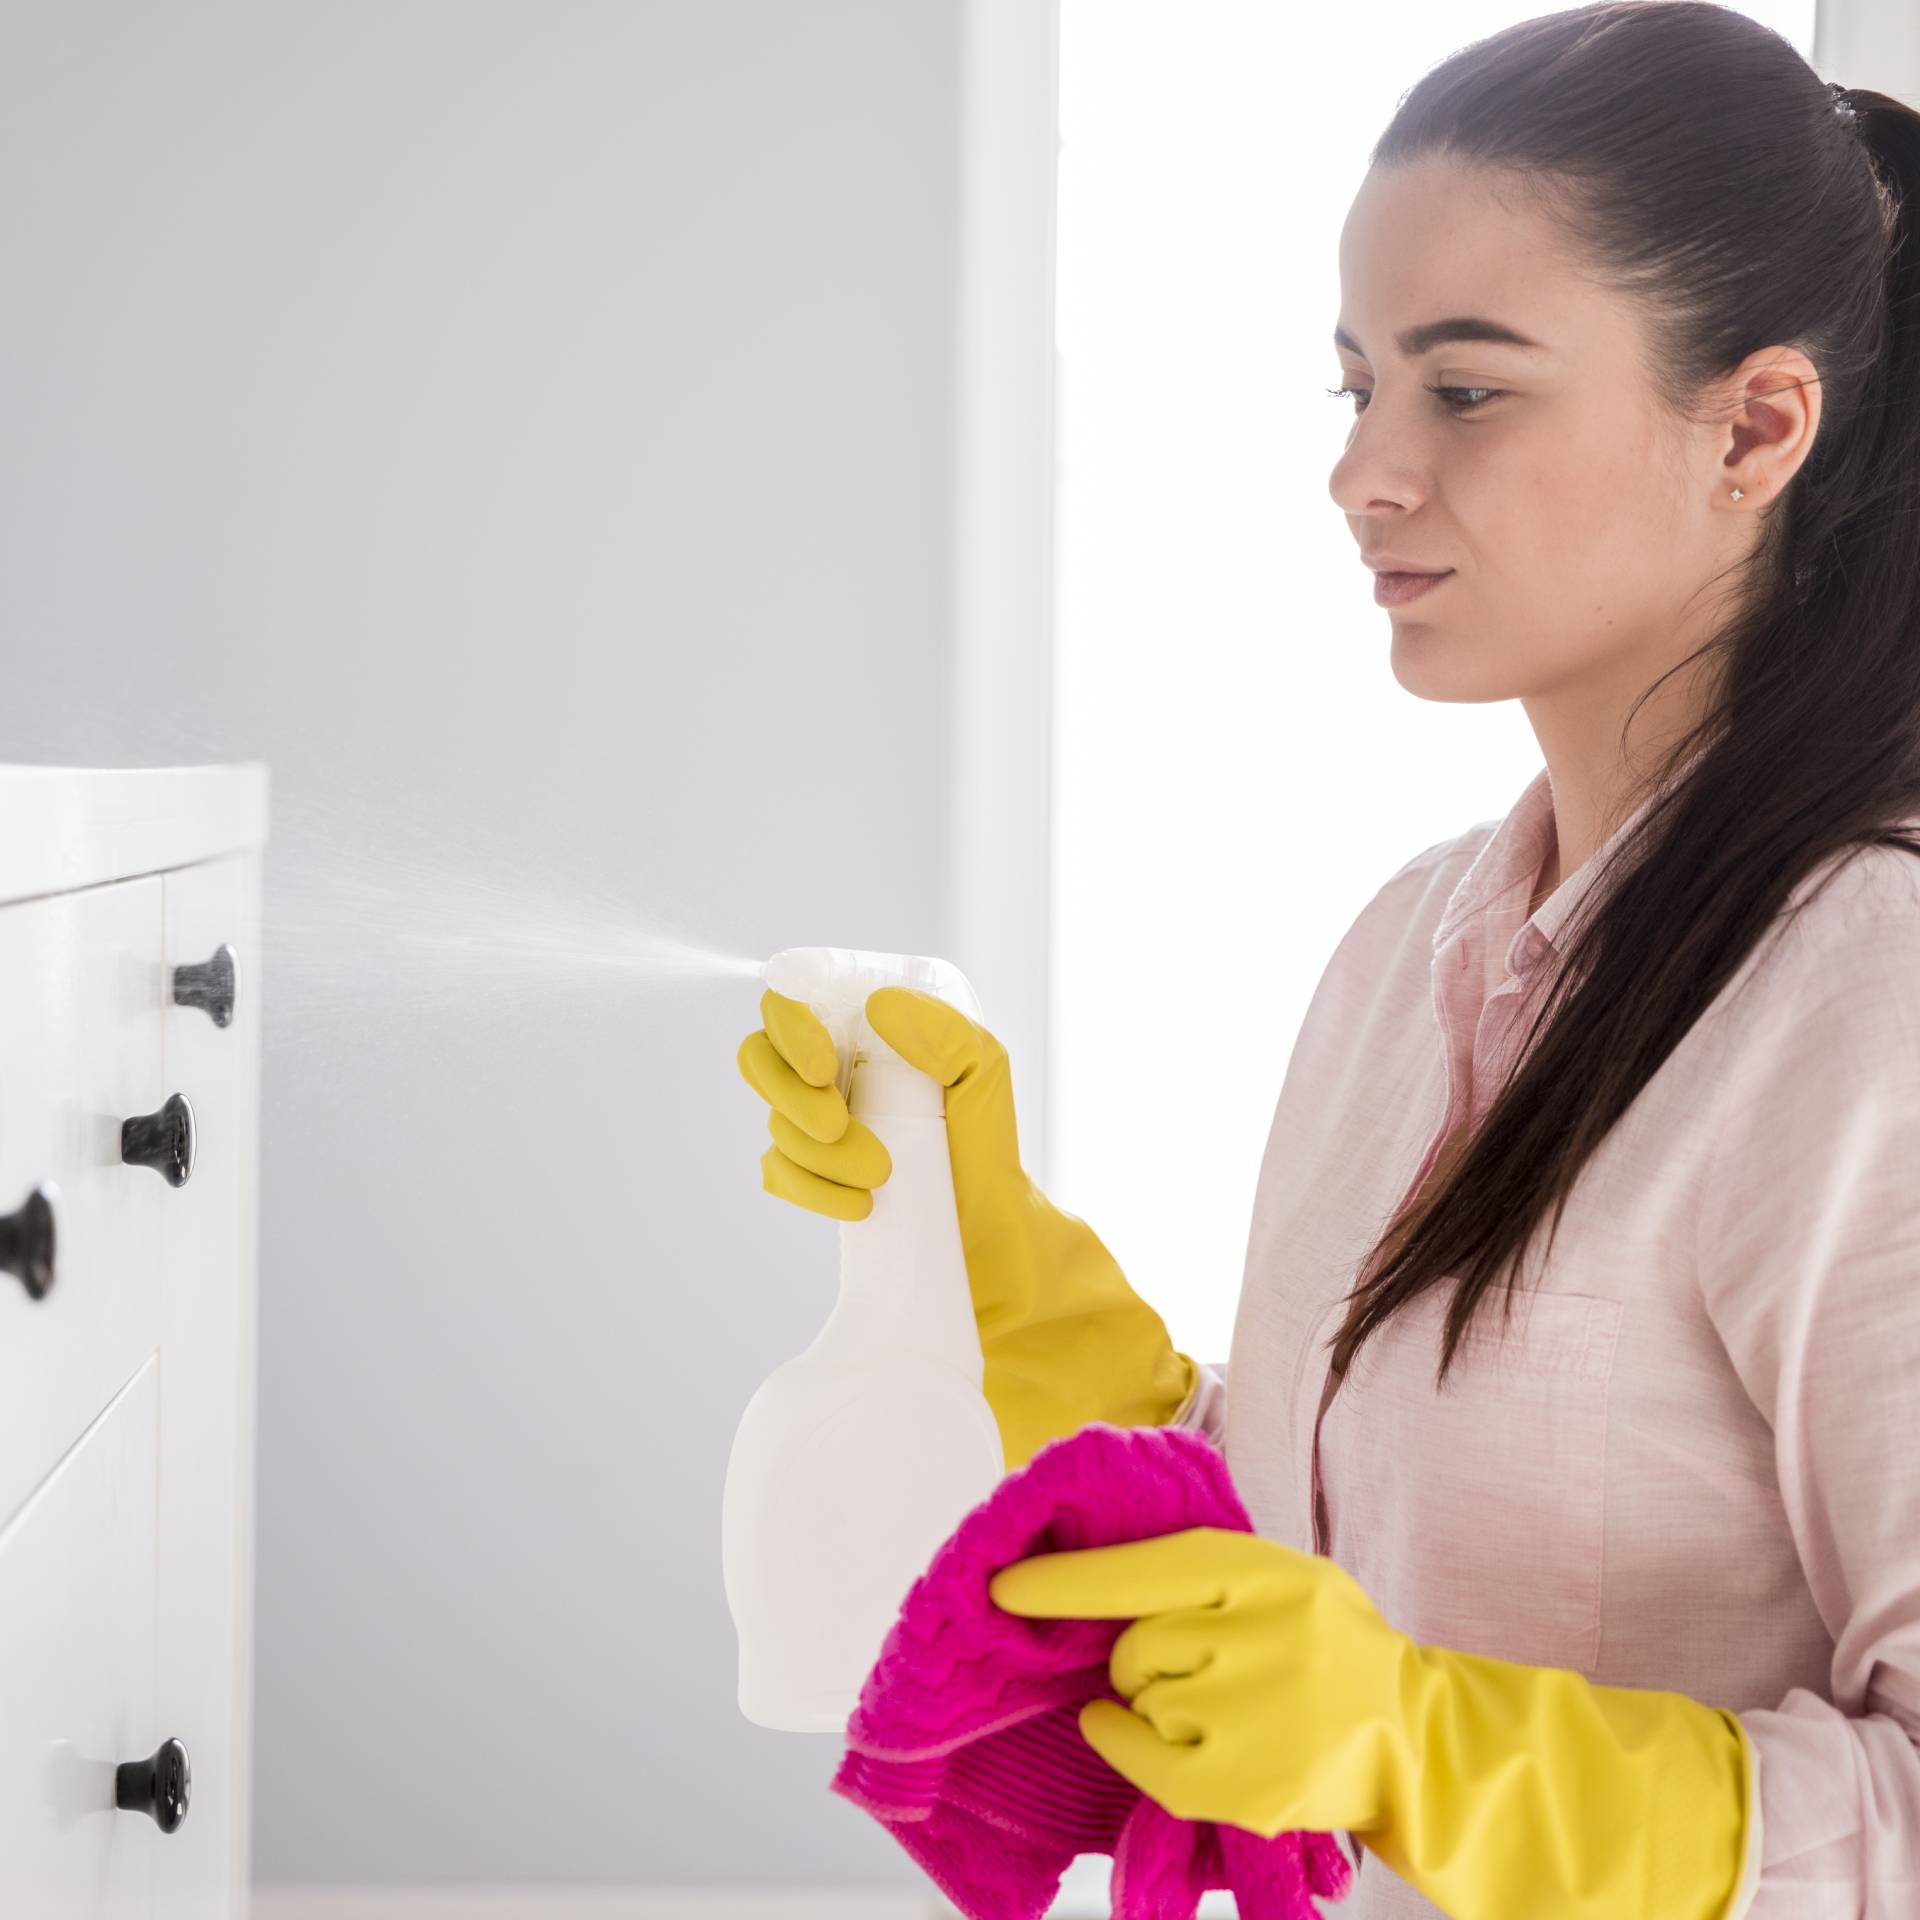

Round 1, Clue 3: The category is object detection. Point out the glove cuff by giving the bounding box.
[1369,1645,1751,1920]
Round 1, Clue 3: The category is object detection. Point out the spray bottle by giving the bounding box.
[721,946,1007,1731]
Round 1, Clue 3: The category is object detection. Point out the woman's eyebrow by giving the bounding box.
[1333,317,1547,357]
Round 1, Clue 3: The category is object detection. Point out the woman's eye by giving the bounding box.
[1324,384,1503,416]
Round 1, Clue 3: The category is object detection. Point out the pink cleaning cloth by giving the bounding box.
[830,1420,1355,1920]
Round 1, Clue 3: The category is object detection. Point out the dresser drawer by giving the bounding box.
[0,766,265,1920]
[0,877,169,1527]
[0,1353,162,1914]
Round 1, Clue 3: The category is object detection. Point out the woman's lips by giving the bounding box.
[1374,568,1454,607]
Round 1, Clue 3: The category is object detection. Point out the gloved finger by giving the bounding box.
[760,987,838,1088]
[1076,1698,1189,1809]
[768,1108,892,1190]
[738,1028,850,1143]
[760,1141,872,1222]
[1124,1674,1210,1748]
[864,986,989,1085]
[988,1529,1238,1619]
[1109,1611,1221,1703]
[865,987,1021,1182]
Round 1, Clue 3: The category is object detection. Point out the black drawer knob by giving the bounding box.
[0,1186,56,1300]
[116,1737,191,1832]
[122,1093,196,1187]
[173,942,237,1027]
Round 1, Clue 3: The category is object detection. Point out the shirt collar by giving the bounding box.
[1432,739,1712,975]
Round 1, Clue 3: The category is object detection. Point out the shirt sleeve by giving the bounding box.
[1165,1355,1228,1450]
[1695,904,1920,1914]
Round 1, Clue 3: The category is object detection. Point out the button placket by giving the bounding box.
[1308,926,1492,1560]
[1309,1084,1467,1559]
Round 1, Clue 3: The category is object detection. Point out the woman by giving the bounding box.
[738,4,1920,1913]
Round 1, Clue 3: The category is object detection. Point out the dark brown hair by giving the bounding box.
[1326,1,1920,1393]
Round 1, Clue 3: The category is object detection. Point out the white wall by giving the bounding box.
[0,0,964,1892]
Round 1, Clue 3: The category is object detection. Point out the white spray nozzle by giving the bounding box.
[760,946,984,1102]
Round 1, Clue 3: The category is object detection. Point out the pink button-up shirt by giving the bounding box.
[1169,758,1920,1917]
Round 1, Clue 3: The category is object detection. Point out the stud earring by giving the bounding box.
[1731,487,1745,501]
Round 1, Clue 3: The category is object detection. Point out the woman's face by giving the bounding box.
[1329,155,1818,731]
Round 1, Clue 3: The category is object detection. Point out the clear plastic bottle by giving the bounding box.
[721,947,1006,1730]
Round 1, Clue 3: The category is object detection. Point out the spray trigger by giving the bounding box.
[837,1047,865,1107]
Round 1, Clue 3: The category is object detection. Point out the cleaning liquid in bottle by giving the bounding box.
[721,946,1007,1731]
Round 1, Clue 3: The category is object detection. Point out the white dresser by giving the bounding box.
[0,765,267,1918]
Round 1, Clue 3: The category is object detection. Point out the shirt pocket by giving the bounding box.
[1319,1285,1622,1675]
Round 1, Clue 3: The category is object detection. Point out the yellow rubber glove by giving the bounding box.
[989,1527,1755,1920]
[737,983,1198,1470]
